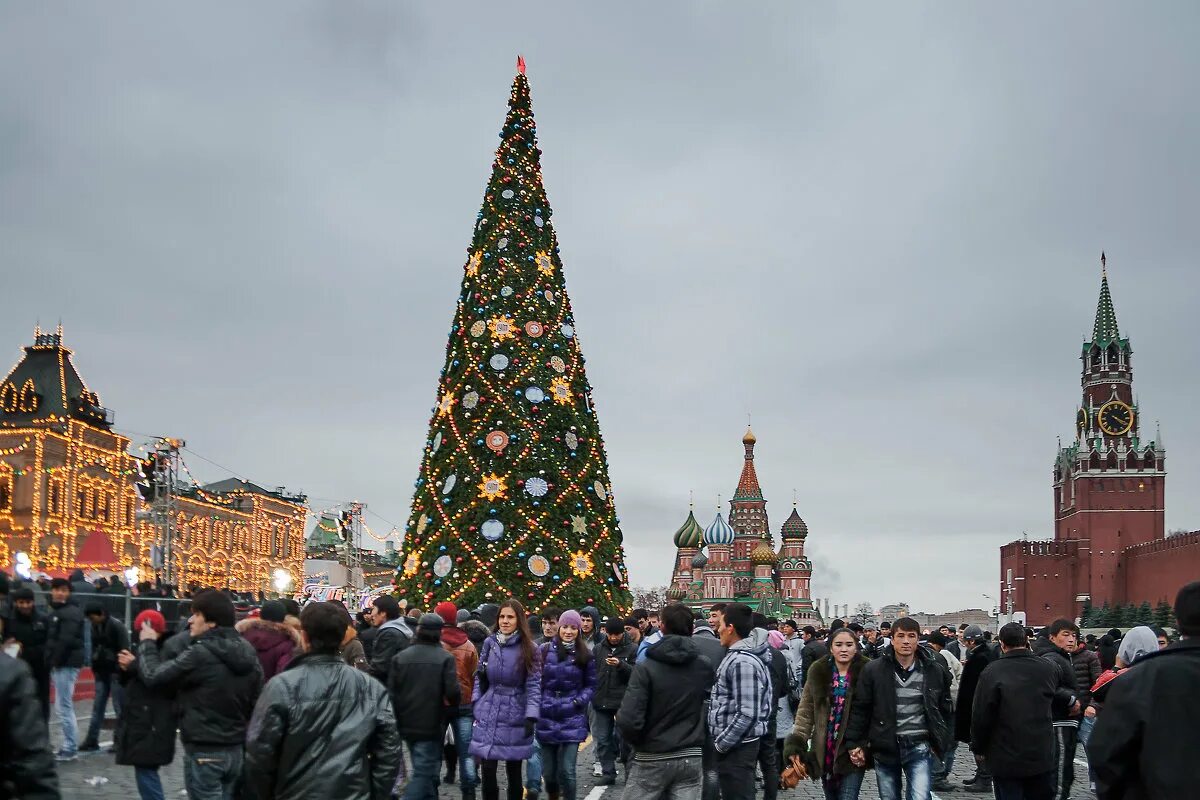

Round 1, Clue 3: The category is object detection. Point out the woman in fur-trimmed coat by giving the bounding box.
[236,601,302,681]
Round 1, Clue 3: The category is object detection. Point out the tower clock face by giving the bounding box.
[1098,400,1133,436]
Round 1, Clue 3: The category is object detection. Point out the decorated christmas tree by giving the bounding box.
[395,59,632,614]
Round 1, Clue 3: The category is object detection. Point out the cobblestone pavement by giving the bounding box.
[53,699,1097,798]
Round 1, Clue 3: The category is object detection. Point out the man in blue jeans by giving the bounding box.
[845,616,954,800]
[46,578,86,762]
[80,602,129,752]
[137,590,263,799]
[388,613,461,800]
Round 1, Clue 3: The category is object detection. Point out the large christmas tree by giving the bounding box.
[396,60,632,614]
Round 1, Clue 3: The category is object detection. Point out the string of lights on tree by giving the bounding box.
[395,60,632,613]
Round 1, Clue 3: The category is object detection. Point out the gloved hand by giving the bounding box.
[524,718,536,738]
[782,733,807,762]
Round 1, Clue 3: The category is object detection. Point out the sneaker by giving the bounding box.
[931,777,954,792]
[963,781,992,794]
[592,763,603,777]
[79,742,100,753]
[55,751,77,763]
[595,776,615,787]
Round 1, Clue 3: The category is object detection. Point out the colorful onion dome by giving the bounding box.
[666,585,687,601]
[750,536,777,565]
[705,511,735,545]
[780,507,808,540]
[672,510,704,549]
[742,426,757,444]
[691,549,709,569]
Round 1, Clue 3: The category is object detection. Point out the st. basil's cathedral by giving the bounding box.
[665,428,821,624]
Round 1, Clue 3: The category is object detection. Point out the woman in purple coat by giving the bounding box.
[536,610,596,800]
[470,599,542,800]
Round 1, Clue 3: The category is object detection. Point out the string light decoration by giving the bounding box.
[395,61,632,614]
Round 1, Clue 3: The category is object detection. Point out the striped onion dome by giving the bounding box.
[691,549,709,569]
[780,507,808,540]
[666,585,687,600]
[673,510,704,548]
[705,511,735,545]
[750,536,777,565]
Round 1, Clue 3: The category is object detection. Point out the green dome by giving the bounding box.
[673,510,704,548]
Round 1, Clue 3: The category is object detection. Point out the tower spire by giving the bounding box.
[1092,252,1120,345]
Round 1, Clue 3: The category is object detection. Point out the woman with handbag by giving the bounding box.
[470,599,542,800]
[535,610,596,800]
[783,628,868,800]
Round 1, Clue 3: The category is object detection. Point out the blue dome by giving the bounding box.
[705,512,734,545]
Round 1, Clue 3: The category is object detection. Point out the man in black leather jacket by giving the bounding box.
[0,652,59,799]
[245,601,400,800]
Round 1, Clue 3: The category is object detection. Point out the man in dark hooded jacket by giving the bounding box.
[955,625,997,791]
[47,577,86,760]
[1089,581,1200,800]
[1033,620,1081,800]
[592,617,637,784]
[618,603,717,799]
[137,589,263,799]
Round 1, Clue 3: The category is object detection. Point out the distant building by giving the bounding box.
[999,259,1200,625]
[0,326,306,592]
[667,428,819,623]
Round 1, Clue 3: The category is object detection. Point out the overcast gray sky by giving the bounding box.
[3,3,1198,613]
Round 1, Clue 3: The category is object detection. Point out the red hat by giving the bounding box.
[435,601,458,627]
[134,610,166,635]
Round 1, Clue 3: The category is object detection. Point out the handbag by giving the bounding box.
[779,755,808,789]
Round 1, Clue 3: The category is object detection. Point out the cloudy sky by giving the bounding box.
[3,3,1198,613]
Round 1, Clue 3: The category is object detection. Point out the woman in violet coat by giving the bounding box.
[470,599,542,800]
[536,610,596,800]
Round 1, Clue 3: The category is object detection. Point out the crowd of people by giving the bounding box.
[1,572,1197,800]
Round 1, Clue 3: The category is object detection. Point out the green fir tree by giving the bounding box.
[395,62,632,614]
[1153,600,1174,629]
[1094,601,1113,628]
[1135,601,1154,626]
[1080,599,1094,627]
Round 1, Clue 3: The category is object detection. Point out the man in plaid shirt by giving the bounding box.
[707,603,772,800]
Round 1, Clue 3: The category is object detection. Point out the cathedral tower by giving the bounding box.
[1053,255,1165,606]
[728,427,768,597]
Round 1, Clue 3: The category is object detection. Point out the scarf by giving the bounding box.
[496,631,514,645]
[824,665,852,787]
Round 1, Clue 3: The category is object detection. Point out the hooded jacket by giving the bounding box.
[955,641,997,742]
[968,648,1058,778]
[137,626,264,748]
[690,625,727,670]
[592,633,637,711]
[389,638,460,741]
[707,632,772,753]
[1032,636,1079,724]
[1089,638,1200,800]
[369,616,412,682]
[89,613,131,677]
[789,654,870,779]
[843,644,954,762]
[46,600,86,669]
[1071,646,1101,708]
[245,653,401,800]
[469,631,542,762]
[617,634,716,756]
[0,653,59,800]
[461,619,490,654]
[536,639,597,744]
[442,626,479,705]
[115,638,176,768]
[3,605,50,675]
[578,606,604,647]
[236,618,302,681]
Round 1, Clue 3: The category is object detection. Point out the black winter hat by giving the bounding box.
[604,618,625,635]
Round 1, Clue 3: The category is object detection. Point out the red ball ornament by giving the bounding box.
[517,572,524,578]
